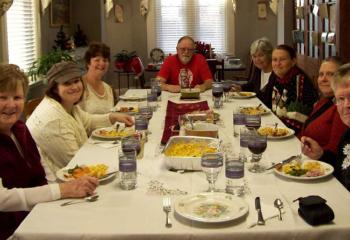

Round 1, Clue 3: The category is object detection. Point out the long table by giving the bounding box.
[13,90,350,240]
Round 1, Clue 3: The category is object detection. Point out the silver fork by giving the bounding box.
[162,197,172,228]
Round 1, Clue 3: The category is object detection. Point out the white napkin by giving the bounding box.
[246,197,285,228]
[88,138,119,149]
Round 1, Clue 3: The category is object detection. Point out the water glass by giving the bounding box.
[247,131,267,173]
[119,149,137,190]
[212,83,223,109]
[245,114,261,130]
[239,127,249,161]
[139,105,153,121]
[121,136,143,159]
[151,79,162,101]
[134,115,148,131]
[223,80,233,102]
[225,152,245,196]
[147,90,157,111]
[233,113,246,137]
[201,152,223,192]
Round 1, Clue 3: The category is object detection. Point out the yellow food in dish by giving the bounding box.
[235,92,253,97]
[96,129,133,138]
[280,160,325,177]
[64,164,108,179]
[239,107,267,115]
[258,127,290,137]
[164,141,217,157]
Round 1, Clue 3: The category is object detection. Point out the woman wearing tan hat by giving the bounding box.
[26,61,133,180]
[0,64,99,239]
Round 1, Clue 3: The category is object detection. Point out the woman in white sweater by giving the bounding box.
[0,64,98,239]
[79,42,115,114]
[26,61,133,179]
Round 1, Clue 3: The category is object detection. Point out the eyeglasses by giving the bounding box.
[177,47,195,53]
[335,95,350,106]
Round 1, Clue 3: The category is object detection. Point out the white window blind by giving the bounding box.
[6,0,39,72]
[153,0,227,54]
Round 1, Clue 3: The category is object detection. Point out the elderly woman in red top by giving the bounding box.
[157,36,213,93]
[0,64,98,239]
[300,57,347,156]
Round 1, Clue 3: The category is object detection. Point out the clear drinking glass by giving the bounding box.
[139,105,153,121]
[147,90,157,111]
[247,131,267,173]
[223,80,233,102]
[212,83,224,109]
[225,152,245,196]
[245,114,261,130]
[151,79,162,101]
[239,126,249,161]
[201,152,223,192]
[233,112,246,137]
[121,136,142,158]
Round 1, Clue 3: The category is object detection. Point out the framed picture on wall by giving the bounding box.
[50,0,71,27]
[257,2,267,19]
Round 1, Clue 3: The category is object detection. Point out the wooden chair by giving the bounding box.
[206,58,224,82]
[23,97,43,120]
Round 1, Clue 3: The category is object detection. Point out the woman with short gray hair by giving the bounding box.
[233,37,276,108]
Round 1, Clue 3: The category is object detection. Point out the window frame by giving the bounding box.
[146,0,235,56]
[2,0,41,74]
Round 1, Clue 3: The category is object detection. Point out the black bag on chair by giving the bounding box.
[294,195,334,225]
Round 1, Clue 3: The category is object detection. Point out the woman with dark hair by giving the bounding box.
[0,64,98,239]
[299,57,347,155]
[27,61,133,180]
[232,37,276,108]
[79,42,115,114]
[271,44,318,134]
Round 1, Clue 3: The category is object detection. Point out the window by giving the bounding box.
[5,0,39,72]
[147,0,234,55]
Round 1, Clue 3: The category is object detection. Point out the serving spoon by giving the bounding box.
[274,198,284,220]
[61,194,99,207]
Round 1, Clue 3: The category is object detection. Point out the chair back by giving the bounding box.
[23,97,43,120]
[206,59,224,82]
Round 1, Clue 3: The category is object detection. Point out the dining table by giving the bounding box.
[12,89,350,240]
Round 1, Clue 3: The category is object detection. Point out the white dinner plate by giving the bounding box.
[56,167,117,182]
[110,106,139,115]
[239,105,270,116]
[258,126,295,139]
[274,159,334,180]
[91,127,134,140]
[119,94,146,101]
[174,192,249,223]
[230,91,256,99]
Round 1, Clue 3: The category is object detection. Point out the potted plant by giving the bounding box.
[28,50,74,82]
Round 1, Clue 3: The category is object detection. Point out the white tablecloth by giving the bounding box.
[13,90,350,240]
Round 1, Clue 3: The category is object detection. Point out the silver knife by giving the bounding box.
[266,155,297,170]
[255,197,265,225]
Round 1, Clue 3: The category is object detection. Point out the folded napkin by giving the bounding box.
[246,197,285,228]
[88,138,119,149]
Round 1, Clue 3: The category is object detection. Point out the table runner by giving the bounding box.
[160,100,209,144]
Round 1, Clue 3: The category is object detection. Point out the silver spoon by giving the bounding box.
[274,198,284,221]
[61,194,99,207]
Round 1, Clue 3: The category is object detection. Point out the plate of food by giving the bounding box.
[119,94,146,101]
[91,127,135,140]
[274,159,334,180]
[174,192,248,223]
[239,105,270,115]
[230,91,256,99]
[258,125,295,139]
[112,106,139,114]
[56,164,118,182]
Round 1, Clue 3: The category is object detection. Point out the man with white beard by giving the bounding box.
[157,36,213,93]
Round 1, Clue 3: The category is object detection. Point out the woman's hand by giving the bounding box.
[59,176,99,199]
[109,113,134,127]
[300,136,324,160]
[231,84,242,92]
